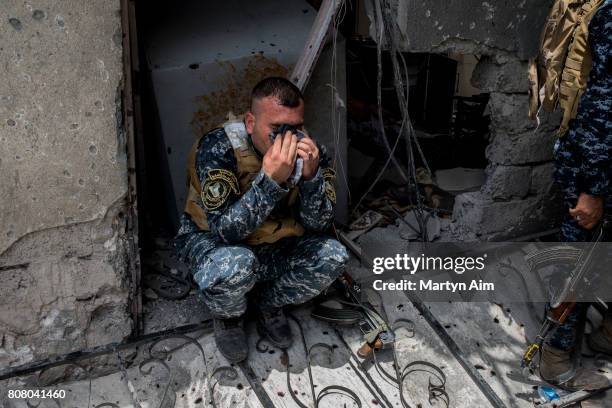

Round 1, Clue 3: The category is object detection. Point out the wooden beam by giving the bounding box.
[290,0,343,90]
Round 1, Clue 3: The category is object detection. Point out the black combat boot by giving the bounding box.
[256,307,293,349]
[213,316,248,363]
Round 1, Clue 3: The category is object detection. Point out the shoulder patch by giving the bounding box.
[201,169,239,210]
[322,167,336,181]
[322,167,336,204]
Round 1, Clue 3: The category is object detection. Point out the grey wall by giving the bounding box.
[389,0,553,58]
[0,1,132,368]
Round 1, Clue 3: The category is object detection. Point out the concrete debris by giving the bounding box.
[435,167,486,193]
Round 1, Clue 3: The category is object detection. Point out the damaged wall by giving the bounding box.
[388,0,562,240]
[0,1,132,368]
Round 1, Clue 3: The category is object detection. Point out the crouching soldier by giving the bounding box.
[174,77,348,362]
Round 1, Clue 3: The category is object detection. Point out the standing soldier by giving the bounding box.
[174,77,348,363]
[529,0,612,390]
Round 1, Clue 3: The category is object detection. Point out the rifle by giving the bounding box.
[522,216,611,369]
[312,232,395,358]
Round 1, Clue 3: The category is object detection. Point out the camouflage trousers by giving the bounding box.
[178,233,348,318]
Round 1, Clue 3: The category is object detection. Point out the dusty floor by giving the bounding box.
[3,287,612,407]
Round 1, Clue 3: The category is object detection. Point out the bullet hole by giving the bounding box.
[8,18,22,31]
[15,155,22,161]
[89,145,98,155]
[277,392,285,397]
[493,317,499,324]
[194,397,202,404]
[56,16,65,27]
[189,63,199,70]
[85,111,92,117]
[94,100,102,108]
[236,383,243,390]
[269,43,276,47]
[63,169,71,177]
[7,119,15,126]
[78,178,85,186]
[474,364,485,370]
[70,123,79,130]
[32,10,45,21]
[490,370,496,376]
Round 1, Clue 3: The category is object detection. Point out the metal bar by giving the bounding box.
[237,361,276,408]
[120,0,143,336]
[0,321,213,381]
[290,0,343,90]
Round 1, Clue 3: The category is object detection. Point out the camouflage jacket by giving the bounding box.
[555,2,612,197]
[176,128,337,245]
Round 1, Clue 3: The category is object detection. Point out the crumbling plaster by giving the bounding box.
[1,1,132,368]
[390,0,553,59]
[383,0,562,240]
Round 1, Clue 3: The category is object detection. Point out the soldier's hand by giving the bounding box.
[569,193,604,230]
[262,130,298,185]
[296,135,319,180]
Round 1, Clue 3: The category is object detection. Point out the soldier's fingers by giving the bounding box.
[280,131,294,159]
[288,134,298,163]
[298,137,317,152]
[297,146,313,161]
[271,131,283,155]
[296,148,309,161]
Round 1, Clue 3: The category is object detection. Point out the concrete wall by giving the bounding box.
[387,0,562,240]
[0,1,132,369]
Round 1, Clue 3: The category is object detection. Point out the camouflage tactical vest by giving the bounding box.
[184,118,305,245]
[528,0,605,136]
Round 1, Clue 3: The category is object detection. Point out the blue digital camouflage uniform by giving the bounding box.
[549,1,612,350]
[174,127,348,318]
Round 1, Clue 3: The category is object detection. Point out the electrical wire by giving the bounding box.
[349,0,436,243]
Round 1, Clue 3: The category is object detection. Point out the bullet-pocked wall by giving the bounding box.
[0,1,133,370]
[385,0,563,240]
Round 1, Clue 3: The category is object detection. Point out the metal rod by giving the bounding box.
[0,320,213,381]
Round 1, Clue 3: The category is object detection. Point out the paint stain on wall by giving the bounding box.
[190,54,292,137]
